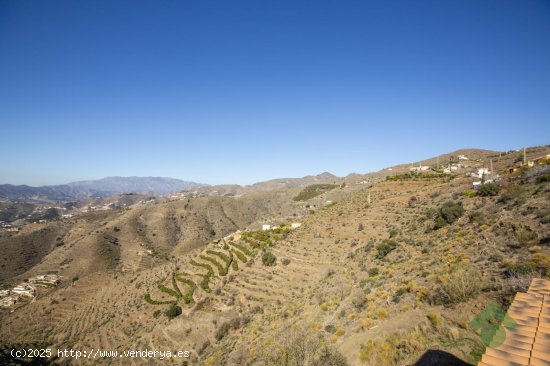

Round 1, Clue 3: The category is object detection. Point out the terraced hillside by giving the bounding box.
[0,147,548,366]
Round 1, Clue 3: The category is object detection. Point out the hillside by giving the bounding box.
[190,172,341,196]
[0,146,549,366]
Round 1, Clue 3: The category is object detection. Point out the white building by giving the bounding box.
[410,166,431,172]
[291,223,302,229]
[262,224,271,231]
[458,155,469,160]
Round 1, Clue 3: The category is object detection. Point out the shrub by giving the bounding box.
[262,251,277,266]
[368,267,380,277]
[463,189,477,198]
[325,324,336,334]
[432,264,484,305]
[376,240,398,259]
[477,183,500,196]
[537,174,550,183]
[351,289,367,309]
[392,288,406,303]
[427,312,443,328]
[498,185,526,205]
[359,340,393,365]
[377,308,389,319]
[164,304,182,319]
[434,216,447,229]
[259,328,348,366]
[506,253,550,277]
[439,201,464,224]
[469,211,485,225]
[282,258,290,265]
[504,261,537,276]
[517,228,537,245]
[215,322,231,341]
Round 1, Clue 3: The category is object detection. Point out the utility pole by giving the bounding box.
[523,147,527,166]
[367,192,371,205]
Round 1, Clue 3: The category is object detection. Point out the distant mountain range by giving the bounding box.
[0,177,205,203]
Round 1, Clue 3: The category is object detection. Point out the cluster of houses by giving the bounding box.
[509,152,550,173]
[0,222,20,232]
[468,167,500,189]
[409,163,466,174]
[0,274,61,309]
[261,222,302,231]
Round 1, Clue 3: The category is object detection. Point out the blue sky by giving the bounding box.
[1,0,549,186]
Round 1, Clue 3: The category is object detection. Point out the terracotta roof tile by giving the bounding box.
[478,279,550,366]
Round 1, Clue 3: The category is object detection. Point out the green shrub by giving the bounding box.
[504,261,536,276]
[392,288,406,303]
[376,240,398,259]
[517,228,537,245]
[262,251,277,266]
[164,304,182,319]
[537,174,550,183]
[469,211,485,225]
[463,189,477,198]
[324,324,336,334]
[498,185,526,205]
[368,267,379,277]
[434,216,447,229]
[477,183,500,196]
[427,312,443,328]
[282,258,290,265]
[439,201,464,224]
